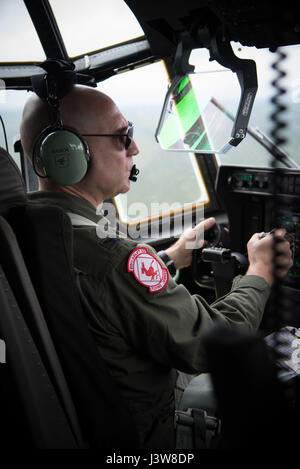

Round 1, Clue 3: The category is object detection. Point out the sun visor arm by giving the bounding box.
[209,37,258,147]
[156,32,258,154]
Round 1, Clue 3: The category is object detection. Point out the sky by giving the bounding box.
[0,0,144,61]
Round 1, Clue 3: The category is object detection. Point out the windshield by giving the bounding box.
[0,0,46,61]
[49,0,144,57]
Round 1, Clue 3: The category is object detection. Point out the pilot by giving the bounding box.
[20,85,292,448]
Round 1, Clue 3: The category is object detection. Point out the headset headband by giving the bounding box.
[31,60,91,186]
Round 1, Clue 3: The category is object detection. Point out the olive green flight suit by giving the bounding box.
[29,191,271,448]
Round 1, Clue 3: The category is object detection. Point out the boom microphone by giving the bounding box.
[129,165,140,182]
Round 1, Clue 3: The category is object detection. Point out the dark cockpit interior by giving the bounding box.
[1,0,300,452]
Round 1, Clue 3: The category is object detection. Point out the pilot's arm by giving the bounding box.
[75,219,292,375]
[96,220,292,373]
[85,243,271,375]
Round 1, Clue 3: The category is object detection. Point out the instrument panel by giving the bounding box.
[216,165,300,289]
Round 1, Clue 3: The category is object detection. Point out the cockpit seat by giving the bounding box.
[0,146,138,448]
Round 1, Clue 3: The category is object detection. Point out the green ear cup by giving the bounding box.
[39,129,90,185]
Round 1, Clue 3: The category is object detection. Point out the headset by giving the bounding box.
[31,59,90,186]
[31,59,139,186]
[32,121,91,186]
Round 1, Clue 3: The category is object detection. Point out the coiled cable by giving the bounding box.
[269,46,298,417]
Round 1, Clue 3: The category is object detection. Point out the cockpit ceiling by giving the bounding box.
[125,0,300,54]
[1,0,300,89]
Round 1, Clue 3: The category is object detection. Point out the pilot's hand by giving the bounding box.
[246,229,293,286]
[165,217,216,270]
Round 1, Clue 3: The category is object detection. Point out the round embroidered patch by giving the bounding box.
[127,247,169,292]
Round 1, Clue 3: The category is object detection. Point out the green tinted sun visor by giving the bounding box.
[156,65,257,154]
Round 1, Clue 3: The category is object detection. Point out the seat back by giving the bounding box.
[0,213,84,447]
[0,248,79,448]
[0,147,138,448]
[0,146,80,447]
[9,204,138,447]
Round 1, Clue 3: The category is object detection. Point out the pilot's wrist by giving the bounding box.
[157,250,177,276]
[246,265,273,286]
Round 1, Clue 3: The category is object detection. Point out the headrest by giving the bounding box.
[0,147,27,213]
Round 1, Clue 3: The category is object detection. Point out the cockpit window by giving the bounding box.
[99,61,209,225]
[214,43,300,168]
[0,0,46,61]
[49,0,144,58]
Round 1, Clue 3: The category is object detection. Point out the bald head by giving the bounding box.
[20,85,117,160]
[19,84,139,206]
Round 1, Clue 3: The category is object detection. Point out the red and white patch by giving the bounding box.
[127,247,169,292]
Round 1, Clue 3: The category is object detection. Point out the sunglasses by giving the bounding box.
[82,121,134,150]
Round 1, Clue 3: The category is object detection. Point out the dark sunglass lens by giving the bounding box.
[125,123,134,149]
